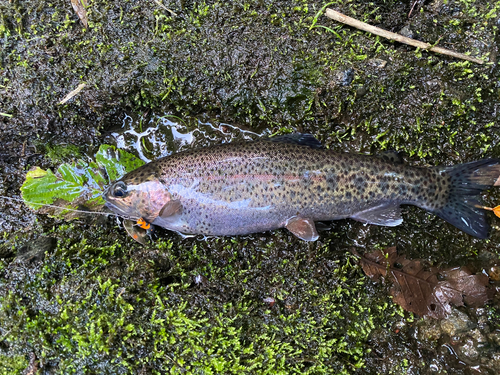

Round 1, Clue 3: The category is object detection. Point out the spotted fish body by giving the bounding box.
[104,135,500,241]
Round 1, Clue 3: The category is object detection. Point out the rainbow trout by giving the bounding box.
[104,134,500,241]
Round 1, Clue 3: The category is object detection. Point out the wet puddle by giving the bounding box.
[107,114,260,162]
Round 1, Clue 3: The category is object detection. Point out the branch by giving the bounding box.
[325,9,484,65]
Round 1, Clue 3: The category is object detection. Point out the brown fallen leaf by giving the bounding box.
[71,0,88,28]
[356,247,493,319]
[439,267,494,307]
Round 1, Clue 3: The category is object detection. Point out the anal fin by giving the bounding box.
[350,203,403,227]
[285,216,319,241]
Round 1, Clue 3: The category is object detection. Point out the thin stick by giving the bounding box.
[59,83,86,105]
[152,0,177,16]
[325,8,484,65]
[408,0,420,18]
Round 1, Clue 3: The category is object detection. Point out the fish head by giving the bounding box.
[104,172,171,222]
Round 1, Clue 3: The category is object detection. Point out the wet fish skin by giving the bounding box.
[104,137,500,240]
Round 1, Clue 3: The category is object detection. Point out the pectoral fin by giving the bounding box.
[350,203,403,226]
[285,216,319,241]
[159,199,182,218]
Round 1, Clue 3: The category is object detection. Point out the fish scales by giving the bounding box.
[151,143,439,221]
[104,136,500,241]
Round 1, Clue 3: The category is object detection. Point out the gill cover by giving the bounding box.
[104,174,172,223]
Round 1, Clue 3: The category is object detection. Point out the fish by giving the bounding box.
[104,134,500,241]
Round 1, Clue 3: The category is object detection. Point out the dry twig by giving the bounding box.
[325,8,484,65]
[152,0,177,16]
[59,83,86,105]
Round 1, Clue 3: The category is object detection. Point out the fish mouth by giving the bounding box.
[103,194,130,218]
[103,199,139,221]
[104,198,122,212]
[103,199,120,214]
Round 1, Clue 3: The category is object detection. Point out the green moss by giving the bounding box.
[0,354,27,375]
[0,225,400,374]
[43,144,82,164]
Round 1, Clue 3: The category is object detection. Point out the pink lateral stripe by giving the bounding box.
[201,173,327,183]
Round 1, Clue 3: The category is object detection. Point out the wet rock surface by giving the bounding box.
[1,0,500,373]
[440,308,477,337]
[14,236,57,264]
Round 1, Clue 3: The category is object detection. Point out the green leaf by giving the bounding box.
[95,145,145,182]
[21,167,60,209]
[20,145,145,217]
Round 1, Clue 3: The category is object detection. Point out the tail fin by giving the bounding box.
[433,159,500,239]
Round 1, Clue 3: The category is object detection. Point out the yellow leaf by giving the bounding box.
[26,166,49,179]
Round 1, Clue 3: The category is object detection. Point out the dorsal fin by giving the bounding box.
[377,151,404,164]
[267,133,323,149]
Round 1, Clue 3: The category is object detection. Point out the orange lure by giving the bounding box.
[136,218,151,230]
[477,205,500,218]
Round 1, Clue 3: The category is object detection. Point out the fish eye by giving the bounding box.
[112,181,127,198]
